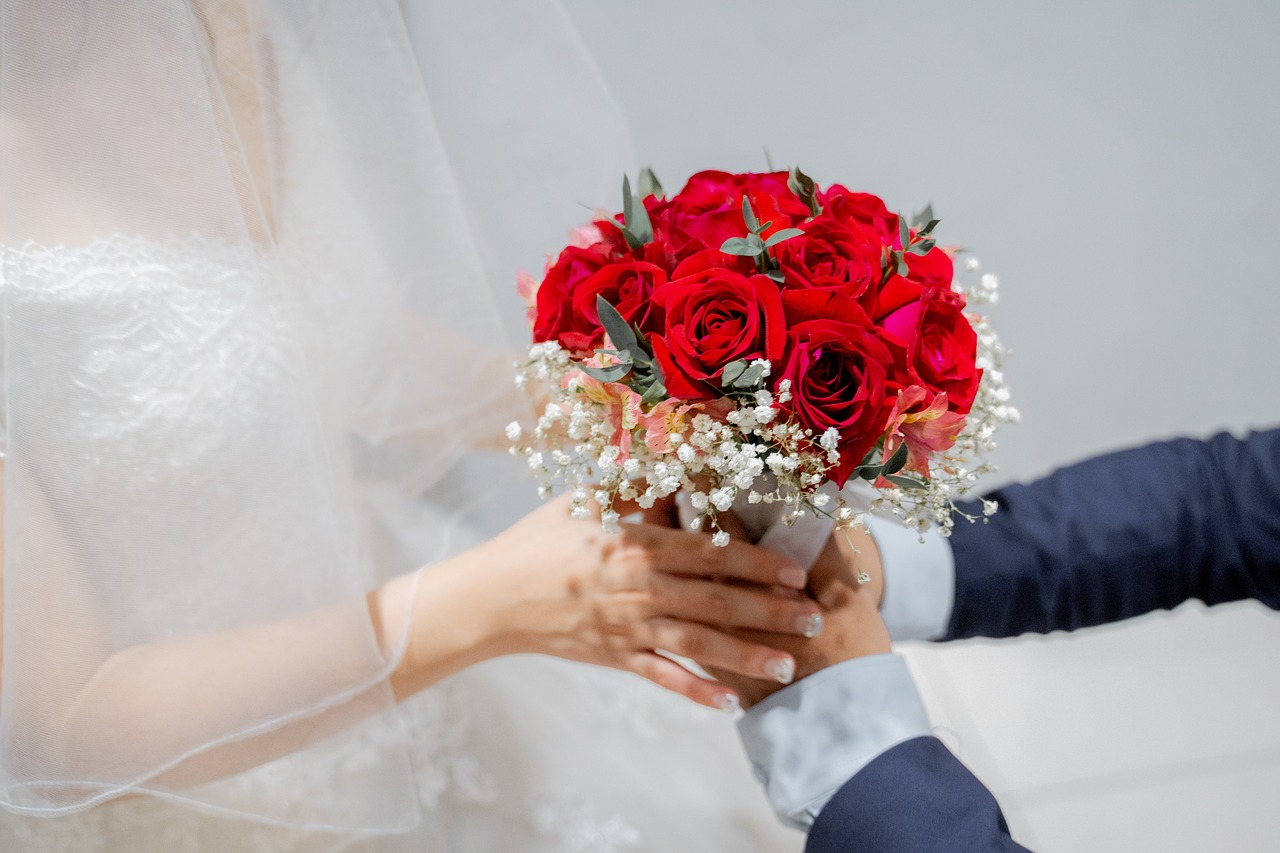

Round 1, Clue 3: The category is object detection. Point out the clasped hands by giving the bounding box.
[468,495,891,711]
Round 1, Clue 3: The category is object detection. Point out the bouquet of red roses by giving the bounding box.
[508,168,1016,542]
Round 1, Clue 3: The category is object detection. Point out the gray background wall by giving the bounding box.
[409,2,1280,848]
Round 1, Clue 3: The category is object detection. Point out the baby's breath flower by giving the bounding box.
[711,531,730,548]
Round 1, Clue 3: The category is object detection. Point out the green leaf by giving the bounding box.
[742,196,760,233]
[907,238,937,256]
[788,166,820,216]
[764,227,805,249]
[919,218,941,238]
[581,363,633,383]
[721,237,757,256]
[911,204,935,230]
[720,359,748,386]
[597,295,639,352]
[896,253,909,276]
[603,218,644,251]
[736,361,767,388]
[639,375,668,407]
[884,474,926,490]
[765,269,786,284]
[882,441,910,476]
[897,213,910,250]
[621,175,653,245]
[638,167,664,200]
[622,175,635,231]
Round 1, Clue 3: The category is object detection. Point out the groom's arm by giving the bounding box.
[806,735,1031,853]
[943,427,1280,639]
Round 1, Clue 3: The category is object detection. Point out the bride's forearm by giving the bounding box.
[371,546,520,702]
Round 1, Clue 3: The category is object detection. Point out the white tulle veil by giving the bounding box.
[0,0,632,839]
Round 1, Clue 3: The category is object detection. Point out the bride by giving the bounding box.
[0,1,809,850]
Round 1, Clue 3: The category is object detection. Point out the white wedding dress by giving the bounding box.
[0,162,798,853]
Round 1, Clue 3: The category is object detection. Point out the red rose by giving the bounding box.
[533,245,612,353]
[863,247,958,320]
[874,271,981,415]
[908,297,981,414]
[773,213,884,298]
[534,247,666,356]
[658,170,811,259]
[775,290,895,485]
[651,267,787,401]
[817,186,900,244]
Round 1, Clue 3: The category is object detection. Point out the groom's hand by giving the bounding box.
[706,514,892,708]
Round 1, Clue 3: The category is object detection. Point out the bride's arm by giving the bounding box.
[1,460,815,790]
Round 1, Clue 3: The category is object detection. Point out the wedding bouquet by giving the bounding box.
[508,168,1016,543]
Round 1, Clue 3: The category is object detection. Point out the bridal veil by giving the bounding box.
[0,0,629,837]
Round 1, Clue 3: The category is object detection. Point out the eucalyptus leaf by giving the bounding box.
[920,218,941,237]
[885,474,926,490]
[736,362,767,388]
[603,218,644,251]
[638,167,664,199]
[621,175,653,245]
[746,233,765,252]
[622,175,635,230]
[742,196,760,232]
[597,295,638,352]
[720,359,748,386]
[911,204,935,230]
[720,237,756,256]
[640,376,668,407]
[765,269,786,284]
[882,441,910,476]
[896,254,909,276]
[581,363,633,383]
[897,213,910,250]
[788,166,820,215]
[764,227,805,249]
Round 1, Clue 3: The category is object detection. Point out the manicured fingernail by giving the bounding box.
[716,692,740,713]
[766,657,795,685]
[795,612,824,638]
[778,566,807,589]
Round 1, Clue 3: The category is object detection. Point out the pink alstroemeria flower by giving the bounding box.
[516,269,540,328]
[882,385,967,479]
[570,368,642,460]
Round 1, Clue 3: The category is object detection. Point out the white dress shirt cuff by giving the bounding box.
[864,514,955,642]
[737,653,932,830]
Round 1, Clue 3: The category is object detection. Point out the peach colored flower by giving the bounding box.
[639,398,691,453]
[570,368,642,460]
[882,385,967,479]
[516,269,540,328]
[567,222,605,249]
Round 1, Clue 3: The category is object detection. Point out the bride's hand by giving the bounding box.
[469,495,823,709]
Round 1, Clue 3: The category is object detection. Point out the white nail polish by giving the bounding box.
[796,612,823,638]
[766,658,795,685]
[716,693,740,713]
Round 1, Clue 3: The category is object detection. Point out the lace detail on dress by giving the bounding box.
[1,234,291,480]
[534,794,642,853]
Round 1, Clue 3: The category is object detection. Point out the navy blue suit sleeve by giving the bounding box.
[944,428,1280,640]
[806,736,1030,853]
